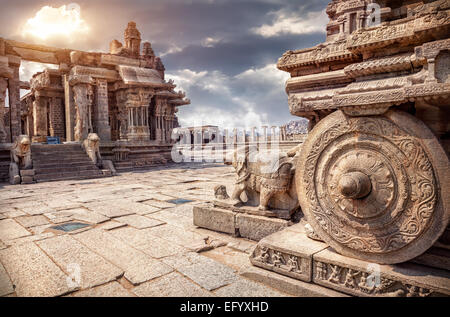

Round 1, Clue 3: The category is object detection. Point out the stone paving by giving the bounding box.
[0,163,290,297]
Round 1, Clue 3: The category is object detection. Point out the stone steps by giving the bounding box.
[34,170,104,182]
[114,161,133,172]
[0,148,10,183]
[31,144,105,183]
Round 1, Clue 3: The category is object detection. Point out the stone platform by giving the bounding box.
[193,203,292,241]
[250,223,450,297]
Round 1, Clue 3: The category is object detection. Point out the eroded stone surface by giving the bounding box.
[0,242,77,296]
[73,229,173,285]
[37,235,124,289]
[0,219,31,241]
[133,272,211,297]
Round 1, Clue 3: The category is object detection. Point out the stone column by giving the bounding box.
[224,129,229,144]
[94,79,111,141]
[262,126,268,141]
[271,126,278,142]
[0,78,7,143]
[64,75,75,141]
[33,96,48,142]
[233,128,238,144]
[8,65,21,141]
[251,127,257,142]
[73,84,93,142]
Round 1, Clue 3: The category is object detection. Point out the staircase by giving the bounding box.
[31,144,104,183]
[0,145,10,183]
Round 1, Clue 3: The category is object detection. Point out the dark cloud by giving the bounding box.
[0,0,329,128]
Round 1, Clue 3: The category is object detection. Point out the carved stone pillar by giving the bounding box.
[0,78,7,143]
[64,75,75,142]
[33,96,48,142]
[251,127,257,142]
[95,79,111,141]
[8,65,21,141]
[73,84,93,142]
[125,88,151,142]
[262,126,268,141]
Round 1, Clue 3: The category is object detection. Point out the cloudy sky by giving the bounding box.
[0,0,330,129]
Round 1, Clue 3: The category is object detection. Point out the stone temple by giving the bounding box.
[0,0,449,298]
[0,22,190,182]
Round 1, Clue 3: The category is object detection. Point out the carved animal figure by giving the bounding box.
[214,185,230,200]
[83,133,102,166]
[230,148,296,211]
[11,135,32,169]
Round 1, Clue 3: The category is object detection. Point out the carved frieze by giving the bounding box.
[347,5,450,52]
[277,40,358,71]
[251,245,310,282]
[313,260,446,297]
[344,54,415,78]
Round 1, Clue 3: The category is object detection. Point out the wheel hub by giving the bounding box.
[338,171,371,199]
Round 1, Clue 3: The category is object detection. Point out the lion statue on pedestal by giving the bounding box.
[11,135,32,169]
[83,133,102,166]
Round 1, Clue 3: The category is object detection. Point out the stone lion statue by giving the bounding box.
[83,133,102,166]
[11,135,32,169]
[229,148,298,211]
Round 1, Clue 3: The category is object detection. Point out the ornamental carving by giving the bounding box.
[296,110,448,264]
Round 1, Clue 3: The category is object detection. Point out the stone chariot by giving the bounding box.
[278,0,450,264]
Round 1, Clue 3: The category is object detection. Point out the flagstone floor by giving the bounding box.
[0,163,290,297]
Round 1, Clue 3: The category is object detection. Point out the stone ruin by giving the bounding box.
[0,22,190,183]
[194,0,450,297]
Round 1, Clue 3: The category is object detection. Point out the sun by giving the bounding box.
[22,4,89,40]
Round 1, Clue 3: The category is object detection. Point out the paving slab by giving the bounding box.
[133,272,212,297]
[0,219,31,241]
[150,209,196,230]
[97,220,128,231]
[68,282,133,297]
[69,208,110,224]
[141,200,176,209]
[110,227,186,259]
[15,215,49,228]
[162,252,238,291]
[214,278,289,297]
[84,202,135,218]
[0,262,14,296]
[37,235,124,289]
[115,215,165,229]
[0,242,77,296]
[107,200,161,215]
[73,229,173,285]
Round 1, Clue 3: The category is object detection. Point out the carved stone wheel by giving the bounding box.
[296,109,449,264]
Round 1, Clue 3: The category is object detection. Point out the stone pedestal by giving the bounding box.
[193,203,291,241]
[249,223,450,297]
[20,169,35,184]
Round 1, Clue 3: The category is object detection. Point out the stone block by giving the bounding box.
[250,223,327,282]
[193,204,235,235]
[101,169,112,176]
[312,248,450,297]
[21,176,34,184]
[236,213,290,242]
[20,169,35,177]
[9,163,20,185]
